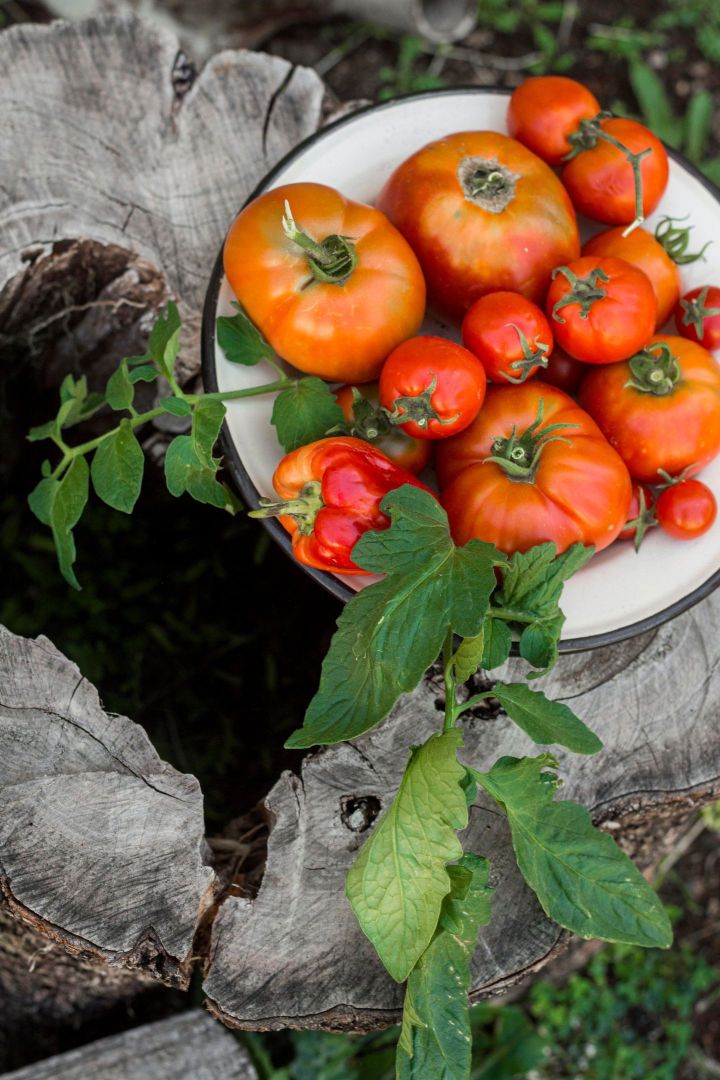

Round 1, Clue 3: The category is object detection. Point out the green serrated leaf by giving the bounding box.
[346,729,468,982]
[50,456,89,590]
[453,631,485,683]
[90,420,144,513]
[475,755,672,948]
[492,682,603,755]
[128,364,159,384]
[286,487,502,749]
[106,360,135,413]
[271,377,345,453]
[519,619,561,675]
[396,853,493,1080]
[148,301,181,380]
[164,434,235,511]
[481,616,513,670]
[192,398,226,468]
[216,303,273,366]
[160,396,192,417]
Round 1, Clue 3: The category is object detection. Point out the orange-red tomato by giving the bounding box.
[223,182,426,383]
[507,76,601,166]
[656,479,717,540]
[562,118,668,227]
[542,347,585,394]
[334,383,432,474]
[583,226,681,328]
[579,335,720,482]
[546,256,657,364]
[436,382,631,555]
[377,131,579,321]
[462,291,553,384]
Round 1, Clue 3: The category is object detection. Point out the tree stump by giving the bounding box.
[2,12,720,1046]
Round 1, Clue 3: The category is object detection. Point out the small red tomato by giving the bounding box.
[674,286,720,349]
[462,291,553,384]
[618,483,656,549]
[542,347,585,394]
[546,256,657,364]
[507,76,601,166]
[334,383,431,474]
[379,336,487,440]
[655,479,717,540]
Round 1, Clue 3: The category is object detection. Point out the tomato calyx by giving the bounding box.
[249,480,324,535]
[625,342,681,396]
[654,214,711,266]
[282,200,358,285]
[504,324,551,383]
[482,399,577,481]
[457,156,519,212]
[385,375,459,431]
[550,265,609,323]
[678,287,720,339]
[626,487,657,552]
[655,465,697,490]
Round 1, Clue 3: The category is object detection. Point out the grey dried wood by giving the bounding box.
[2,1010,257,1080]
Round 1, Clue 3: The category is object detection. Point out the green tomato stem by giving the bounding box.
[185,377,292,405]
[455,690,494,718]
[443,626,457,733]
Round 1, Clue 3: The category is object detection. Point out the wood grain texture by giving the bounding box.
[204,593,720,1031]
[2,1011,257,1080]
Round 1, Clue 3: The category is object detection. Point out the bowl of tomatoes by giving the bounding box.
[202,83,720,650]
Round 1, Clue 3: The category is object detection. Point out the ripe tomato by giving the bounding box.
[674,286,720,349]
[562,119,668,228]
[546,256,657,363]
[378,336,487,440]
[436,382,631,555]
[618,483,656,549]
[462,291,553,384]
[377,131,579,321]
[655,479,717,540]
[542,347,585,394]
[507,76,601,166]
[223,182,425,383]
[583,226,681,328]
[334,383,431,474]
[578,335,720,483]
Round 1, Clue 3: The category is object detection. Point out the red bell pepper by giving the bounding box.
[250,436,432,573]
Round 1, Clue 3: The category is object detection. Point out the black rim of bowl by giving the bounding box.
[201,85,720,653]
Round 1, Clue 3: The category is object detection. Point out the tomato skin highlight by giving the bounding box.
[462,291,553,384]
[334,383,432,474]
[377,130,580,321]
[674,286,720,349]
[223,182,426,383]
[378,336,487,440]
[436,382,631,556]
[583,226,681,328]
[507,76,601,166]
[578,335,720,483]
[546,256,657,364]
[655,479,717,540]
[562,118,668,226]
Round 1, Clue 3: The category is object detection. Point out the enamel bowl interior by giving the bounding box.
[204,89,720,650]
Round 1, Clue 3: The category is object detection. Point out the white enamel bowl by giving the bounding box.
[202,89,720,651]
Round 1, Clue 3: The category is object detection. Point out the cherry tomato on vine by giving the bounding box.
[546,256,657,364]
[334,383,431,474]
[578,335,720,483]
[223,182,425,383]
[436,382,631,555]
[618,483,656,549]
[461,291,553,384]
[378,336,487,440]
[507,76,601,166]
[583,225,681,328]
[674,286,720,349]
[655,479,717,540]
[541,347,585,394]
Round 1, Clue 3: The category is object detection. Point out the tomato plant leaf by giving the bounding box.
[396,853,492,1080]
[164,434,236,511]
[106,360,135,413]
[27,420,59,443]
[47,456,89,590]
[159,397,192,417]
[28,476,58,525]
[147,300,181,380]
[475,755,672,948]
[519,620,560,673]
[286,487,502,748]
[481,616,513,670]
[128,363,159,384]
[496,542,593,616]
[453,630,485,683]
[492,683,602,755]
[346,729,469,982]
[90,420,145,514]
[216,302,273,366]
[271,377,345,453]
[192,398,226,469]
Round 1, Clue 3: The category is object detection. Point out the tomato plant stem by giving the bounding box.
[443,627,457,732]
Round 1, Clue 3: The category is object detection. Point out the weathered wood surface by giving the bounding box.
[205,594,720,1031]
[2,1010,257,1080]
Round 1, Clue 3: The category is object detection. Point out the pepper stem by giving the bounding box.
[551,265,609,323]
[503,324,550,384]
[654,215,711,265]
[624,342,681,396]
[249,480,324,535]
[678,287,720,340]
[385,375,459,430]
[282,201,358,285]
[482,399,577,481]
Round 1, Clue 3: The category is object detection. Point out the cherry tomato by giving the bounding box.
[542,347,585,394]
[618,483,656,548]
[674,286,720,349]
[462,291,553,384]
[334,383,431,474]
[578,335,720,483]
[377,131,579,321]
[507,76,601,166]
[583,226,681,328]
[562,118,668,227]
[436,382,631,555]
[546,256,657,364]
[655,479,717,540]
[378,336,487,440]
[224,182,425,383]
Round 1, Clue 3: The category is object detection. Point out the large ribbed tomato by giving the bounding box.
[377,131,579,321]
[436,382,631,555]
[223,182,426,383]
